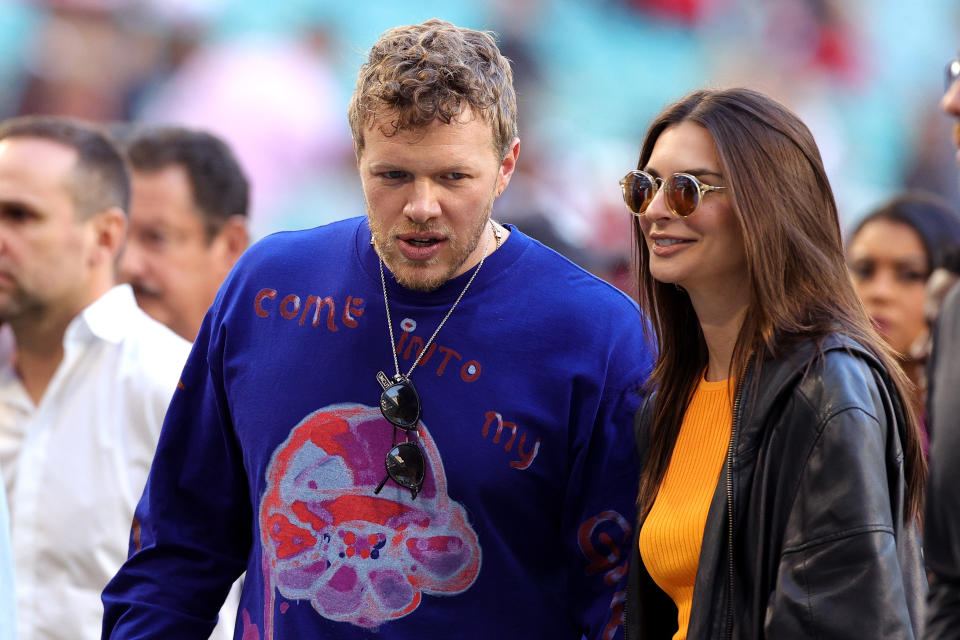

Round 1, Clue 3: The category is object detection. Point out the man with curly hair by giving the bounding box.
[102,19,653,639]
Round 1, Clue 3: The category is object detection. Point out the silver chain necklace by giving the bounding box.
[377,221,499,389]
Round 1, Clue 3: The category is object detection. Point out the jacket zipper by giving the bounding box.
[725,378,744,639]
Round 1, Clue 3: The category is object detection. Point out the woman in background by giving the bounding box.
[847,193,960,426]
[622,88,925,639]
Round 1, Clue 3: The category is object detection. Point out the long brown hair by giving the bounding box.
[633,88,925,521]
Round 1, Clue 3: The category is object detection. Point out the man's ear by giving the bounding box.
[213,215,249,270]
[88,206,126,266]
[495,137,521,197]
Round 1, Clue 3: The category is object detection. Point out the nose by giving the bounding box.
[859,268,897,305]
[942,77,960,118]
[402,178,442,224]
[641,183,675,226]
[118,239,146,283]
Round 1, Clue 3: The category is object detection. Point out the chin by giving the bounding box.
[649,267,685,288]
[379,240,471,292]
[388,261,454,292]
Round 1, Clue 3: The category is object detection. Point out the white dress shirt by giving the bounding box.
[0,285,194,640]
[0,459,15,640]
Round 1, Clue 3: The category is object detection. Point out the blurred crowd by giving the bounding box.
[0,0,957,291]
[0,4,959,638]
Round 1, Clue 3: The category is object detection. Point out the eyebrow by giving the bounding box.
[848,255,928,269]
[366,161,474,173]
[643,167,725,180]
[0,198,40,215]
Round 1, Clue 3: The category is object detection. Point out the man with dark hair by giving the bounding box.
[925,52,960,640]
[0,115,192,640]
[102,20,653,639]
[120,126,249,341]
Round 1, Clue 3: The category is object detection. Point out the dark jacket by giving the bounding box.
[925,283,960,640]
[626,334,926,639]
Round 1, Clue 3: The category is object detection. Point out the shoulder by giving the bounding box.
[86,285,191,375]
[499,229,654,388]
[940,280,960,320]
[212,217,366,316]
[934,281,960,346]
[519,234,650,361]
[238,217,362,271]
[508,229,642,321]
[120,304,192,380]
[766,334,890,429]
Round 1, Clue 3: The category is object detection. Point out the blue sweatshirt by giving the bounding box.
[102,217,654,639]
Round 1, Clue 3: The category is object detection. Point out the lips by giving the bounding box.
[397,234,446,261]
[654,238,689,247]
[648,234,694,257]
[870,315,891,337]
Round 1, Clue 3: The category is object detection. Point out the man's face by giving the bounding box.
[357,109,518,292]
[0,137,99,324]
[119,164,235,341]
[943,52,960,166]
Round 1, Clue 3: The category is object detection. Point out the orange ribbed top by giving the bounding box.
[638,375,733,640]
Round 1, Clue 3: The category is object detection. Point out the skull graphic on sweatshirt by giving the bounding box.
[258,404,481,630]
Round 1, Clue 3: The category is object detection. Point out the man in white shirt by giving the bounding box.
[0,460,15,640]
[0,115,217,640]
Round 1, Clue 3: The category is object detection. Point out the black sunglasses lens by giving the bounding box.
[666,174,701,217]
[385,442,425,491]
[624,172,655,214]
[380,381,420,429]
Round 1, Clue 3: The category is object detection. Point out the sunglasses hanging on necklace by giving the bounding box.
[374,220,497,498]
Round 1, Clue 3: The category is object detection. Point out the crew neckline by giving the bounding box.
[699,373,733,391]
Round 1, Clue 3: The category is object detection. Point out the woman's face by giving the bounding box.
[847,219,928,357]
[638,122,747,301]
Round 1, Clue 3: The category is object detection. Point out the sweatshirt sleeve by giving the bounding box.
[101,310,251,639]
[764,403,921,639]
[564,328,652,640]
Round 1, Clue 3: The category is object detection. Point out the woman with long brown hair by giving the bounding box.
[622,88,926,639]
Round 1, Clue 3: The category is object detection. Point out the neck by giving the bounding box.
[8,282,111,404]
[10,310,74,405]
[490,219,509,253]
[453,219,506,278]
[687,282,750,382]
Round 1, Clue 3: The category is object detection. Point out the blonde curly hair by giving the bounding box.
[348,19,518,158]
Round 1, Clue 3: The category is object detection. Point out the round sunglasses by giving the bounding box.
[620,170,726,218]
[375,376,426,499]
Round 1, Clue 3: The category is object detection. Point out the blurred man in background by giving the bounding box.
[925,51,960,640]
[120,126,249,341]
[0,116,191,640]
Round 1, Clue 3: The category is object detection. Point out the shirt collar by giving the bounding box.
[65,284,140,346]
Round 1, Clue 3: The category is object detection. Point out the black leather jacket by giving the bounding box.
[626,334,926,639]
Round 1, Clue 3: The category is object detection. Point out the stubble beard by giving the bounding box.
[0,288,47,329]
[369,207,492,293]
